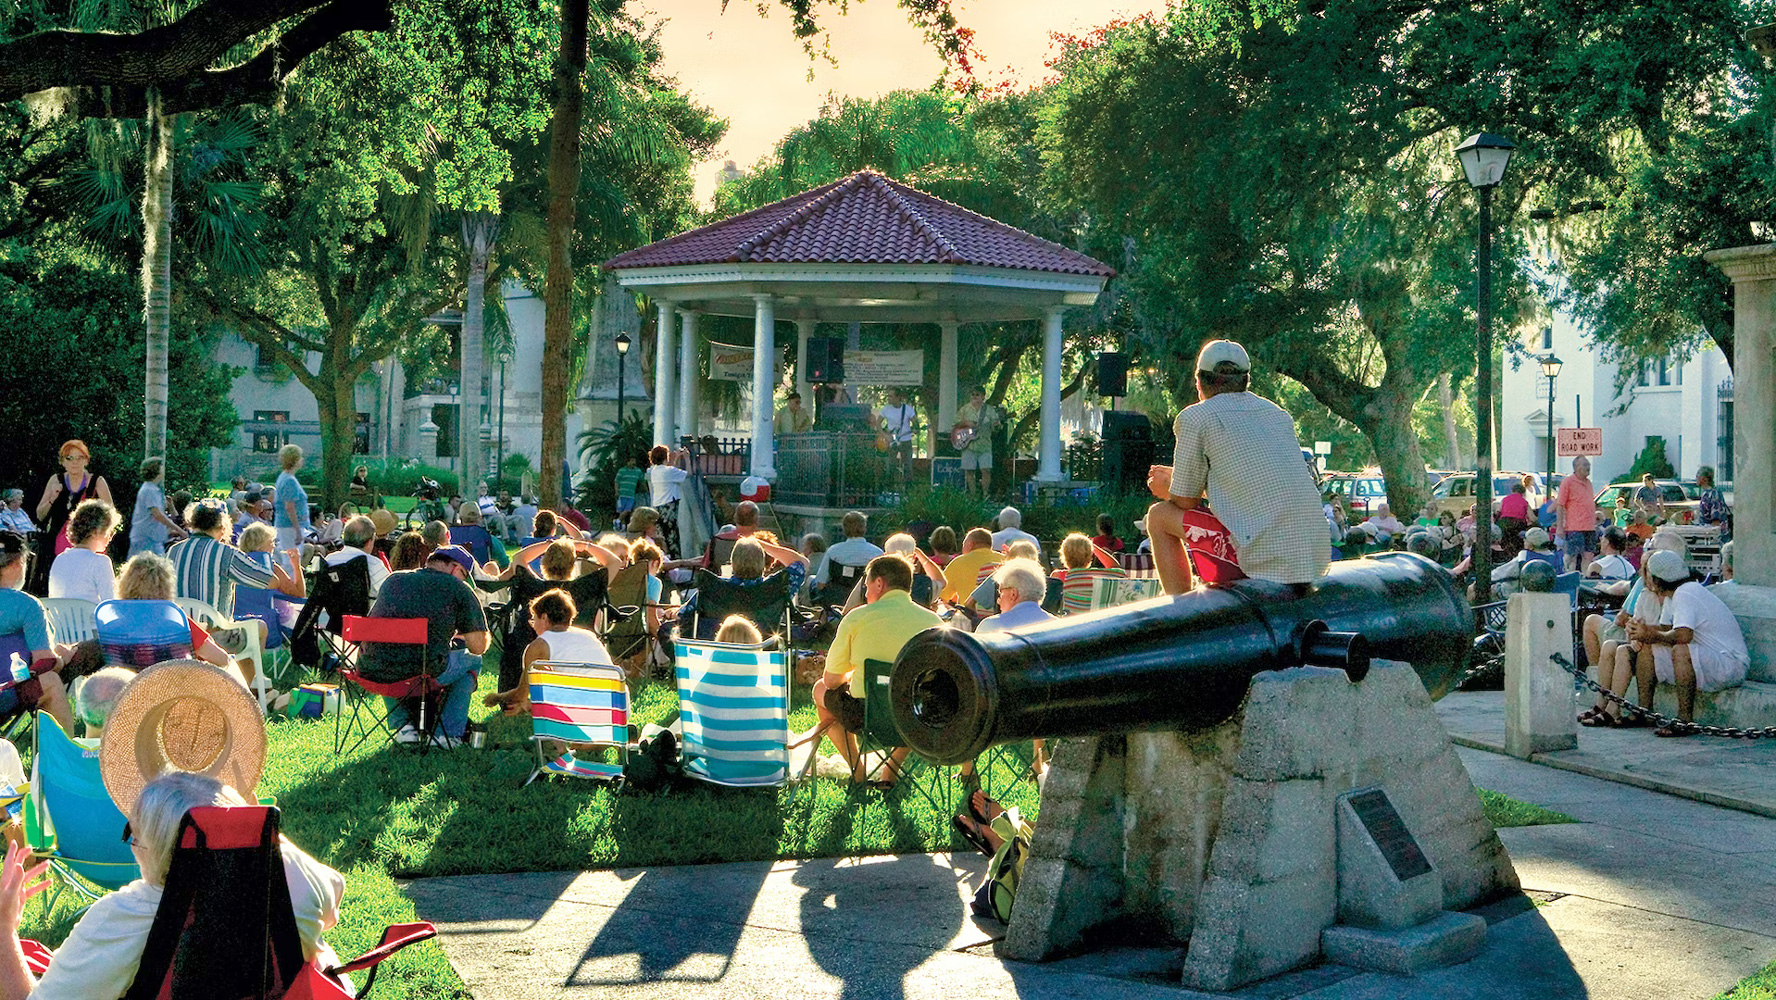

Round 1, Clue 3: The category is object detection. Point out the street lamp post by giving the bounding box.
[615,333,632,426]
[1540,353,1563,490]
[496,345,513,491]
[1455,131,1516,603]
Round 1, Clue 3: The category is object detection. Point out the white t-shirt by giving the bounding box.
[878,404,916,444]
[1590,554,1634,580]
[48,548,116,605]
[648,465,688,507]
[535,627,614,666]
[324,546,390,598]
[1658,581,1749,665]
[991,527,1040,553]
[29,840,345,1000]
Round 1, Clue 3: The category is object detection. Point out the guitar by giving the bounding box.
[951,404,995,451]
[950,426,977,450]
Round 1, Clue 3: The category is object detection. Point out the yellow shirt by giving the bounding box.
[941,547,1003,604]
[828,589,944,697]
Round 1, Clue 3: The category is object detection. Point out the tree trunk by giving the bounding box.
[142,96,174,460]
[1437,372,1461,468]
[459,211,499,496]
[538,0,588,512]
[314,325,359,512]
[1357,384,1431,519]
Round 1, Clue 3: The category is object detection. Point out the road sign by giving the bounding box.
[1556,427,1603,456]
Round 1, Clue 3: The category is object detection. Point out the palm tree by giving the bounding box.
[459,210,500,493]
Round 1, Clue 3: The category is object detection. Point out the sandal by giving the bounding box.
[1579,712,1619,728]
[1577,707,1605,724]
[951,815,994,857]
[1653,723,1696,738]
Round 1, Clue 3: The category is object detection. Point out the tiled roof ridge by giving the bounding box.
[891,180,1103,272]
[604,174,852,269]
[868,172,967,264]
[733,172,876,262]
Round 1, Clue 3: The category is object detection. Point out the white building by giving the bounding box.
[1499,308,1733,487]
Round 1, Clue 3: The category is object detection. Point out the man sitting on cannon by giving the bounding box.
[1144,339,1329,595]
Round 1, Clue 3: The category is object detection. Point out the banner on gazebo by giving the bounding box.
[708,342,780,382]
[843,349,925,387]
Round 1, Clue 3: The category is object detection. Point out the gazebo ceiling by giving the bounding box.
[604,170,1112,322]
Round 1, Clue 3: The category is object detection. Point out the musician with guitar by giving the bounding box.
[876,389,917,489]
[951,385,1000,498]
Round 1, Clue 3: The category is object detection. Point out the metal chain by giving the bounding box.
[1547,651,1776,739]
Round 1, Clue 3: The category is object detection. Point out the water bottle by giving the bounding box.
[8,652,28,684]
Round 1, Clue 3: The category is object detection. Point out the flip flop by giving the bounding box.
[967,790,992,826]
[1579,712,1617,728]
[951,815,993,857]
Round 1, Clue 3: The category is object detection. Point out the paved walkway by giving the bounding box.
[1436,689,1776,817]
[406,744,1776,999]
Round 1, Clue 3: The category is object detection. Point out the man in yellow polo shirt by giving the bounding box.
[940,527,1003,605]
[813,554,944,784]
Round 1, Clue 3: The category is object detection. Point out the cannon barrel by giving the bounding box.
[891,551,1471,765]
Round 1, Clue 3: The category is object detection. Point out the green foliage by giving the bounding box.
[1476,789,1574,828]
[0,239,236,491]
[576,410,653,515]
[365,461,461,500]
[1627,437,1676,481]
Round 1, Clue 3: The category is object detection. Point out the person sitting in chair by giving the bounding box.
[811,511,883,600]
[0,772,344,1000]
[0,532,73,732]
[977,559,1055,634]
[359,545,488,748]
[806,554,943,786]
[70,666,134,745]
[676,536,808,641]
[483,589,614,716]
[321,516,390,600]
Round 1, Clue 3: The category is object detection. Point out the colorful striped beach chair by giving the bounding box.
[523,661,630,787]
[674,638,789,788]
[1090,574,1165,612]
[1058,567,1126,615]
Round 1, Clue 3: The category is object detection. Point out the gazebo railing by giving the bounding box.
[774,432,887,508]
[686,436,751,479]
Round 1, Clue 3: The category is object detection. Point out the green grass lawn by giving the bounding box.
[1721,962,1776,1000]
[12,652,1578,999]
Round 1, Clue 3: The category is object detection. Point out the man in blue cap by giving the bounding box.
[358,544,488,747]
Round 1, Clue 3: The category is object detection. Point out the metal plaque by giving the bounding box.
[1347,788,1433,881]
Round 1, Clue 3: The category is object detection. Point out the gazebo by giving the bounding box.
[603,170,1113,483]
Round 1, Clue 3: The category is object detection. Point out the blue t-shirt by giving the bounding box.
[275,471,311,532]
[0,590,51,652]
[129,481,168,552]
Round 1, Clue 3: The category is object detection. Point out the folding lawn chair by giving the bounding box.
[117,804,434,1000]
[0,633,56,743]
[1059,567,1124,615]
[94,599,193,667]
[1088,574,1164,611]
[332,616,444,756]
[686,568,793,643]
[27,711,140,909]
[523,660,630,787]
[601,563,654,671]
[287,557,371,674]
[174,596,271,708]
[1117,552,1157,579]
[813,562,866,609]
[674,637,790,788]
[41,598,97,646]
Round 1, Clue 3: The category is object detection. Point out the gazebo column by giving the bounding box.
[1036,306,1068,482]
[652,300,678,446]
[751,294,777,479]
[795,319,816,401]
[677,309,699,439]
[938,320,959,434]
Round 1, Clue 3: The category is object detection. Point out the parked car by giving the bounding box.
[1594,480,1700,526]
[1322,474,1390,517]
[1428,471,1546,518]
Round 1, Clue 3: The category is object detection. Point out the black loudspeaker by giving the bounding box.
[1101,411,1153,492]
[806,337,845,383]
[1096,352,1128,397]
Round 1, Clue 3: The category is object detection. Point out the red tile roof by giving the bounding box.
[604,170,1113,278]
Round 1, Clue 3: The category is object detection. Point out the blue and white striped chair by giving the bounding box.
[523,661,630,787]
[674,638,790,788]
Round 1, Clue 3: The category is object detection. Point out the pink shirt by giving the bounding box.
[1498,493,1530,520]
[1556,476,1594,532]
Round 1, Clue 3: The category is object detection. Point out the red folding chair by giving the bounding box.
[333,616,444,755]
[115,804,434,1000]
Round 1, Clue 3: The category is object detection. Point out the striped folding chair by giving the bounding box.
[523,661,629,787]
[1118,552,1158,579]
[1059,567,1126,615]
[674,638,789,788]
[1089,574,1164,612]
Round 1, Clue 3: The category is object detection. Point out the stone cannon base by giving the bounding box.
[1003,660,1519,992]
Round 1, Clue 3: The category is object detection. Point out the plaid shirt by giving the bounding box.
[1170,391,1330,585]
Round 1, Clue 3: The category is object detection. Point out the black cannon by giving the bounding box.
[891,551,1471,765]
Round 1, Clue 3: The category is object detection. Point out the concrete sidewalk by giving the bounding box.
[1436,689,1776,817]
[406,745,1776,999]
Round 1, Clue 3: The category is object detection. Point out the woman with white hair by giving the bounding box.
[0,772,344,999]
[841,533,944,613]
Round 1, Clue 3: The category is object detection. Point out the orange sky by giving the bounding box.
[639,0,1172,203]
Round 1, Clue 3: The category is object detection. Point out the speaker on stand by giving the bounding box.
[1096,352,1128,400]
[1101,410,1153,494]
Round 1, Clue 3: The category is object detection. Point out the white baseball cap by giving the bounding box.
[1645,549,1689,583]
[1196,339,1251,374]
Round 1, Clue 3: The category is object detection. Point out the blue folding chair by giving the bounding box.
[674,638,790,788]
[28,712,140,908]
[523,661,630,787]
[94,599,193,667]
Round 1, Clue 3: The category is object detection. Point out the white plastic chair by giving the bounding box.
[40,598,97,647]
[172,597,270,709]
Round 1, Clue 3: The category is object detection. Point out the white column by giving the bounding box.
[751,294,777,479]
[1036,306,1067,482]
[652,301,677,446]
[795,319,815,402]
[677,310,699,439]
[938,320,960,433]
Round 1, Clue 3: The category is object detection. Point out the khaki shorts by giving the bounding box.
[960,449,993,471]
[1650,643,1749,692]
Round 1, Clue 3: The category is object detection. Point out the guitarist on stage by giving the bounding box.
[951,385,1000,498]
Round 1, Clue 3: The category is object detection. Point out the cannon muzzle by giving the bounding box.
[892,551,1470,765]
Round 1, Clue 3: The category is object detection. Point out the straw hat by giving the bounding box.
[100,660,265,815]
[369,508,398,536]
